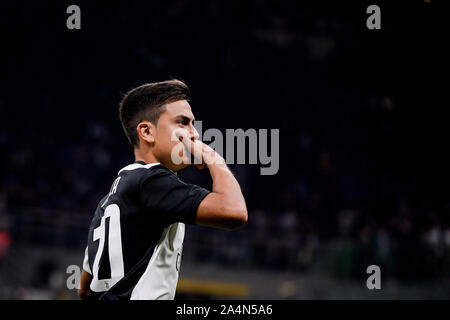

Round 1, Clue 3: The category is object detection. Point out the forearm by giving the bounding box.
[201,160,248,228]
[208,162,246,211]
[195,160,248,229]
[179,132,248,229]
[78,269,92,300]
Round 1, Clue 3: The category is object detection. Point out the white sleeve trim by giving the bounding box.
[83,246,92,275]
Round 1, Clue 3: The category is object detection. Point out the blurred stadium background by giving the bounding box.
[0,1,449,299]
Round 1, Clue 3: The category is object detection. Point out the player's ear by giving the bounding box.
[137,121,155,144]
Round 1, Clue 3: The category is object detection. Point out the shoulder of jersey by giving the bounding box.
[117,162,174,180]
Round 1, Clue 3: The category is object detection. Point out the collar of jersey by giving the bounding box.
[118,161,161,175]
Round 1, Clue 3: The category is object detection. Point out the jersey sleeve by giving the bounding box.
[82,246,92,275]
[139,166,211,226]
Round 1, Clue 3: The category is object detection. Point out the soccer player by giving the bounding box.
[78,80,247,300]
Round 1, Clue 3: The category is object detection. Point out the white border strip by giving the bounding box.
[118,162,160,175]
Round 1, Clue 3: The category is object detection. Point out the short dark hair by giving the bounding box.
[119,79,190,147]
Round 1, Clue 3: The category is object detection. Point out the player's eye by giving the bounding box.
[178,119,189,126]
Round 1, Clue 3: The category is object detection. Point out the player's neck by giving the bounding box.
[134,148,160,165]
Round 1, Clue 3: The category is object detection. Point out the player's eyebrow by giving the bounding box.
[174,114,195,122]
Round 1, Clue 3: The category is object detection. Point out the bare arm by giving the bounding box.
[78,269,92,300]
[196,161,248,229]
[179,133,248,230]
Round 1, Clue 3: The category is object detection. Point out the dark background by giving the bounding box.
[0,0,449,299]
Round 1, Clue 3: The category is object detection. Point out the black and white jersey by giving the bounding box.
[82,161,210,300]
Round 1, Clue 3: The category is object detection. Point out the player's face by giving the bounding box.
[152,99,199,171]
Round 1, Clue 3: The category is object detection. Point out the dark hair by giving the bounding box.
[119,79,189,147]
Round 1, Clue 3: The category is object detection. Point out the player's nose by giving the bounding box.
[191,125,200,141]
